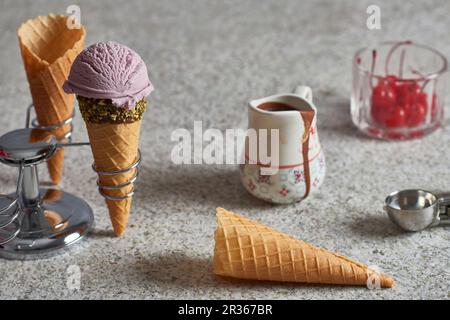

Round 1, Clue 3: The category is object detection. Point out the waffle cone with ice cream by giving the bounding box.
[18,14,85,184]
[214,208,395,288]
[64,41,154,236]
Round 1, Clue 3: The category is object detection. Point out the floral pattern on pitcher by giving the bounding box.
[240,150,326,204]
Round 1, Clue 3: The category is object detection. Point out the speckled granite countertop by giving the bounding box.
[0,0,449,299]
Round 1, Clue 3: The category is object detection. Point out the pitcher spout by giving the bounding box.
[249,86,316,114]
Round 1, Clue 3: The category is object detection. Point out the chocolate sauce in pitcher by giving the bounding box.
[299,110,314,199]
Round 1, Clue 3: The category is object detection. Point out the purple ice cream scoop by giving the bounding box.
[63,41,153,109]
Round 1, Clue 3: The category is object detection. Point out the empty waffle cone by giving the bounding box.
[86,121,141,237]
[18,14,85,184]
[214,208,395,288]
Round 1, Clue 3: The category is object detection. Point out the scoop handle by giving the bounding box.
[437,196,450,226]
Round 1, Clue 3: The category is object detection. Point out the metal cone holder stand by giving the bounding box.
[0,105,94,259]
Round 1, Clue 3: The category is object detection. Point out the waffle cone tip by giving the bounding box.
[380,274,396,288]
[112,224,126,237]
[107,199,131,237]
[366,268,395,288]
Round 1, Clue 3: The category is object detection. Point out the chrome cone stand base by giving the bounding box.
[0,125,94,260]
[0,187,94,260]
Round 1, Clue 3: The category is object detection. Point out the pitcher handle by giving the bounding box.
[294,86,313,103]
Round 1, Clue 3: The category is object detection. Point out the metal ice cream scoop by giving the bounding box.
[385,189,450,232]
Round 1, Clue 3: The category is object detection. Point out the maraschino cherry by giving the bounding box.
[370,42,431,134]
[371,76,429,129]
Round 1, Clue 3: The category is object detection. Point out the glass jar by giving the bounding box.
[351,41,448,140]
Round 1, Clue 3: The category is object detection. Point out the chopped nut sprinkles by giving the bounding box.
[77,96,147,124]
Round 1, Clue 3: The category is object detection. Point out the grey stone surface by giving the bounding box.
[0,0,449,299]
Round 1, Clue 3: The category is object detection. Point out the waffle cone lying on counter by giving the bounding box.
[214,208,395,288]
[18,14,85,184]
[64,41,154,236]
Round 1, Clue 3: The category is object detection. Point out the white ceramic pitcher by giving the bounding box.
[240,86,326,204]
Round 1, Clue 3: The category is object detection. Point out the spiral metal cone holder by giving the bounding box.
[92,150,142,201]
[0,166,23,246]
[0,105,94,259]
[25,104,74,142]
